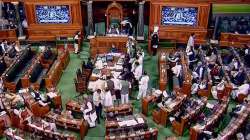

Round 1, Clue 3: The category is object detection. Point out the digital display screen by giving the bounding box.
[35,5,70,24]
[161,7,198,26]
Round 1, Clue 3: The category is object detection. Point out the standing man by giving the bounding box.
[74,31,80,54]
[120,78,130,104]
[106,76,115,103]
[151,26,159,56]
[186,33,195,53]
[103,88,113,107]
[137,71,149,100]
[132,61,143,82]
[93,89,102,124]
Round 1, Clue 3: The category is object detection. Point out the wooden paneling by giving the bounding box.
[0,29,17,41]
[220,33,250,48]
[23,0,83,41]
[148,1,211,53]
[90,36,128,56]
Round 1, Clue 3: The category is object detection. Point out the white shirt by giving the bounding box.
[139,75,149,90]
[1,43,6,52]
[103,91,113,107]
[93,91,101,106]
[134,65,143,80]
[138,55,143,65]
[171,64,182,77]
[187,36,194,48]
[236,84,249,96]
[111,78,121,90]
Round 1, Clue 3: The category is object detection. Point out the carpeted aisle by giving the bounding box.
[56,42,192,140]
[56,42,238,140]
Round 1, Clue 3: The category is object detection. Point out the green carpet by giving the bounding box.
[0,42,237,140]
[56,42,191,140]
[55,42,238,140]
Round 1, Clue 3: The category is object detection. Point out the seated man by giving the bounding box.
[230,100,248,117]
[231,81,249,100]
[205,49,217,67]
[0,58,7,74]
[244,44,250,67]
[110,44,118,53]
[85,57,94,70]
[211,78,226,99]
[108,25,119,34]
[192,61,204,81]
[30,88,42,101]
[43,47,52,60]
[210,64,223,84]
[231,67,246,86]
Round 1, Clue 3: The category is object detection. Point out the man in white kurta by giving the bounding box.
[133,61,143,81]
[102,89,113,107]
[137,72,149,100]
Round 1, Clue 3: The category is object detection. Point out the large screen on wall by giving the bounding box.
[35,5,70,24]
[161,7,198,26]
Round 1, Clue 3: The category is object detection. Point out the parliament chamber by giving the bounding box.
[0,0,250,140]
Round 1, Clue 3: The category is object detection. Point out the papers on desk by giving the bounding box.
[0,111,6,116]
[206,103,214,109]
[136,117,144,124]
[47,92,57,98]
[118,119,138,127]
[168,102,176,109]
[38,100,48,107]
[107,52,122,57]
[153,90,162,97]
[114,65,123,70]
[18,88,29,94]
[193,124,205,130]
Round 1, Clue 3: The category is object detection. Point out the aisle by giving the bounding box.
[56,42,190,140]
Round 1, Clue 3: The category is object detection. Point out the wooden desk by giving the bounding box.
[105,113,148,135]
[104,103,133,118]
[38,49,58,69]
[9,108,33,130]
[3,49,36,92]
[142,91,162,116]
[158,52,168,91]
[180,53,192,97]
[90,36,128,56]
[152,93,186,126]
[172,97,207,136]
[105,128,158,140]
[66,100,82,114]
[45,111,88,140]
[190,98,229,140]
[28,120,76,140]
[21,92,50,117]
[220,33,250,48]
[46,91,62,109]
[0,29,17,41]
[216,104,250,140]
[4,128,25,140]
[21,60,49,90]
[45,59,63,89]
[0,111,11,137]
